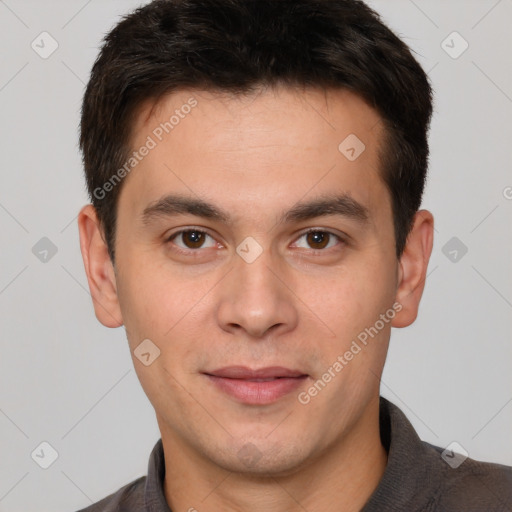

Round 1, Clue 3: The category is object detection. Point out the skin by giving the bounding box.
[78,85,434,512]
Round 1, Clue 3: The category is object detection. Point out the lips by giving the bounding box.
[204,366,307,380]
[203,366,309,404]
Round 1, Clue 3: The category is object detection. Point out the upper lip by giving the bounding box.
[204,366,307,379]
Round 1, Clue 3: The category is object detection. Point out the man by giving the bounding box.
[76,0,512,510]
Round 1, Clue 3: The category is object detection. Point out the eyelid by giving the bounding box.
[298,227,346,239]
[166,226,215,239]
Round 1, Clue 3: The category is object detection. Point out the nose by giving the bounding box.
[215,245,299,339]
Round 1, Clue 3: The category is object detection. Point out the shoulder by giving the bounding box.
[423,441,512,512]
[75,475,146,512]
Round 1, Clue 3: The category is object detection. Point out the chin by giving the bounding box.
[206,437,310,477]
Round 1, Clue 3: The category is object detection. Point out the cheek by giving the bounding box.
[116,256,216,360]
[313,258,396,340]
[115,261,170,344]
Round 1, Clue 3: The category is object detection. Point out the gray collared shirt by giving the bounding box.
[76,397,512,511]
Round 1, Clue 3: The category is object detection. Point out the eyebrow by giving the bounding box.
[141,193,369,226]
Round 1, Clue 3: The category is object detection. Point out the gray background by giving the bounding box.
[0,0,511,510]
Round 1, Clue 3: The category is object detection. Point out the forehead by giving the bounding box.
[134,85,383,151]
[120,85,389,224]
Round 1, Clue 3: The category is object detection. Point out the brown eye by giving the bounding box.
[170,229,216,250]
[293,230,343,251]
[306,231,330,250]
[182,230,205,248]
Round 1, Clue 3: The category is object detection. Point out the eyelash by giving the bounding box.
[166,227,346,255]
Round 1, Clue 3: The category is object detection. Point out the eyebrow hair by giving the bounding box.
[282,194,369,224]
[142,194,230,225]
[141,193,369,226]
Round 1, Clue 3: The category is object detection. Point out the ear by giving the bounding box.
[392,209,434,328]
[77,204,123,328]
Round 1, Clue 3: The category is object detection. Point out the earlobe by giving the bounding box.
[391,209,434,328]
[77,204,123,328]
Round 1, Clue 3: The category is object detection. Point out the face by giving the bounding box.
[81,85,428,476]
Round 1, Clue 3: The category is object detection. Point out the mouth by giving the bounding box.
[204,365,308,379]
[202,366,309,404]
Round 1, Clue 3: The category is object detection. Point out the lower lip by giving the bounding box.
[205,375,308,404]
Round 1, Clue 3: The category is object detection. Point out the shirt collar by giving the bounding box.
[361,396,441,511]
[144,437,172,512]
